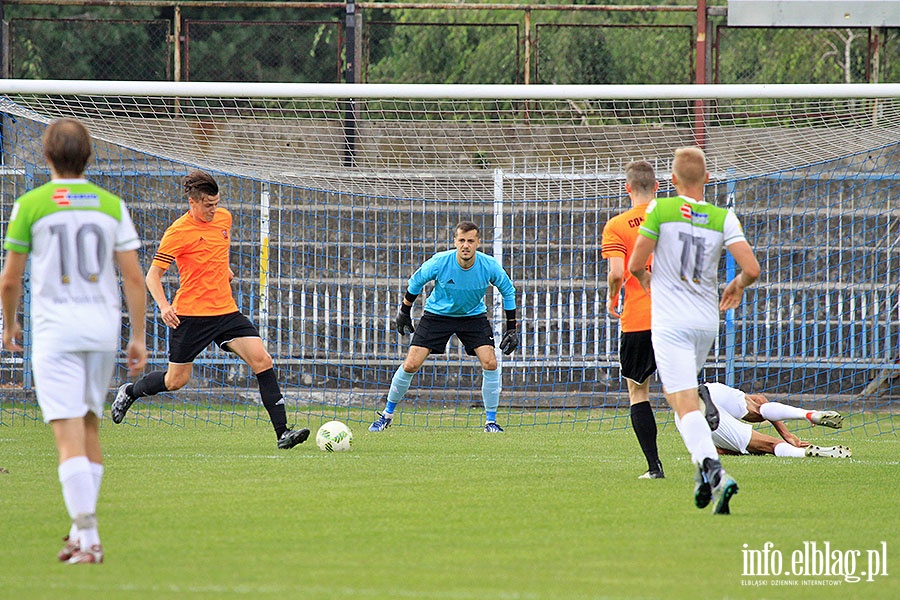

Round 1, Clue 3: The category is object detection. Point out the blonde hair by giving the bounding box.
[672,147,707,188]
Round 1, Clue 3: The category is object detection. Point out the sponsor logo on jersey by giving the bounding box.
[446,278,455,285]
[680,203,709,224]
[52,188,100,208]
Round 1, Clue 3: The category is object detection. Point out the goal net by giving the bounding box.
[1,81,899,436]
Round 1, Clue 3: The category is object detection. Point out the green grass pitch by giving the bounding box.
[0,416,897,600]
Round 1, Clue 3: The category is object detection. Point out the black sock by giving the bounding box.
[257,367,287,438]
[130,370,168,398]
[630,401,661,472]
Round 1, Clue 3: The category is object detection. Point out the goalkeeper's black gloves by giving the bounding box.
[499,325,518,355]
[395,303,415,335]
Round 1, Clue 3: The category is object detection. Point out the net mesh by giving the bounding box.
[1,84,898,435]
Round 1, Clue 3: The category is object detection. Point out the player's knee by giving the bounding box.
[165,372,190,390]
[237,345,273,373]
[252,353,274,372]
[481,357,498,371]
[401,360,422,373]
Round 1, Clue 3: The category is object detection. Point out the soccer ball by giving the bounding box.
[316,421,353,452]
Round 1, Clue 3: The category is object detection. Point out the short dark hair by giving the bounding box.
[43,118,92,177]
[183,170,219,200]
[625,160,656,195]
[455,221,479,236]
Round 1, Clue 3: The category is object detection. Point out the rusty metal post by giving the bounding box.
[523,7,531,85]
[694,0,707,148]
[344,0,357,166]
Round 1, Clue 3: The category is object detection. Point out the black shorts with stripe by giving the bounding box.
[410,311,495,356]
[168,312,260,364]
[619,330,656,384]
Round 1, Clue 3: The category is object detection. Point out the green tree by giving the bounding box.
[5,3,343,82]
[366,9,520,84]
[715,27,870,84]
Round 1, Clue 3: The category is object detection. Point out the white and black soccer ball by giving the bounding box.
[316,420,353,452]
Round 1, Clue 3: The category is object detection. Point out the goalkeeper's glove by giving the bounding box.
[499,327,518,355]
[395,304,415,335]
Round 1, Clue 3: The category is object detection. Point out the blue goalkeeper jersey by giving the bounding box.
[407,249,517,317]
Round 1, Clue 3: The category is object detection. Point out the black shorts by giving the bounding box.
[168,312,260,364]
[620,330,656,384]
[410,312,495,356]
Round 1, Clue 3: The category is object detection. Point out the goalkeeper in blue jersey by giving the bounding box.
[369,221,518,433]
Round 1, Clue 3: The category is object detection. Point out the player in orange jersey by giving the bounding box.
[601,160,664,479]
[111,170,309,449]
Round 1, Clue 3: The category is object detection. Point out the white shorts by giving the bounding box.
[32,351,116,423]
[704,381,750,420]
[651,327,717,393]
[676,407,752,454]
[709,408,753,454]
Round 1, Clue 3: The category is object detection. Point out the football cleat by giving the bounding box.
[697,384,720,431]
[110,384,136,424]
[277,427,310,449]
[808,410,843,429]
[638,460,665,479]
[693,464,712,509]
[368,413,393,432]
[57,535,79,562]
[805,444,851,458]
[483,422,504,433]
[710,471,739,515]
[68,544,103,564]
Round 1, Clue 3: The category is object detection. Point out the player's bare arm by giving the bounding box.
[628,235,655,295]
[0,250,27,352]
[771,419,809,448]
[606,255,625,319]
[145,263,180,329]
[116,249,148,376]
[720,240,760,310]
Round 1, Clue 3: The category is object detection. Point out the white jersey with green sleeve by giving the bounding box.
[638,195,746,331]
[3,179,141,353]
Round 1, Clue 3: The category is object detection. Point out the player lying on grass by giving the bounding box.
[698,382,850,458]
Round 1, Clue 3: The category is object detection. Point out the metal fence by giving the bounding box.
[2,1,898,85]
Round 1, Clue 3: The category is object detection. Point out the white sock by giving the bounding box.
[775,442,807,458]
[59,456,100,549]
[68,462,104,542]
[676,410,719,465]
[759,402,810,422]
[91,462,104,493]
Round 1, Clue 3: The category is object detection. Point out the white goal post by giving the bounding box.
[3,79,900,98]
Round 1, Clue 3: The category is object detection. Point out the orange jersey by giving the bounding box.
[151,208,239,316]
[601,203,652,332]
